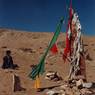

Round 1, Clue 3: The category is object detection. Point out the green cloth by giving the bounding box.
[29,17,64,80]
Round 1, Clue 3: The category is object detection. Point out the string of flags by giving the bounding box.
[29,17,64,89]
[29,0,86,90]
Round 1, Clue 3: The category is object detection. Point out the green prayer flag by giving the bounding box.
[29,17,64,80]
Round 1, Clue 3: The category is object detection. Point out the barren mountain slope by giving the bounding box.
[0,29,95,95]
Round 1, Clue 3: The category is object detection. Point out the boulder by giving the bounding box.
[76,79,83,89]
[45,71,62,81]
[46,90,59,95]
[13,74,26,92]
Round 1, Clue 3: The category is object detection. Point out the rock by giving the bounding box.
[45,76,51,80]
[13,74,26,92]
[72,87,81,95]
[45,71,62,81]
[61,93,66,95]
[59,90,66,95]
[46,90,59,95]
[46,71,55,77]
[60,85,68,90]
[65,88,74,95]
[83,82,93,88]
[80,88,93,95]
[73,86,78,91]
[76,79,83,89]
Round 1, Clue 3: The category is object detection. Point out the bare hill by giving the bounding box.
[0,29,95,95]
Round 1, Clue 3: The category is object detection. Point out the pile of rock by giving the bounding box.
[45,71,62,81]
[59,79,95,95]
[46,79,95,95]
[45,71,95,95]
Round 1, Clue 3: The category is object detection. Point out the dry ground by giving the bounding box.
[0,29,95,95]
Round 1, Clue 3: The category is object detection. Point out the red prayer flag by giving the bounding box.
[63,24,71,62]
[50,44,58,54]
[63,0,73,62]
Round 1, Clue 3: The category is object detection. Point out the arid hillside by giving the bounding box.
[0,29,95,95]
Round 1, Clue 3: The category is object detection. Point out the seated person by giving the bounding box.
[2,50,18,69]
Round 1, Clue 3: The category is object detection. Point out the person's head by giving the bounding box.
[6,50,11,56]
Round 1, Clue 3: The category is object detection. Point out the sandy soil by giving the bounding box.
[0,29,95,95]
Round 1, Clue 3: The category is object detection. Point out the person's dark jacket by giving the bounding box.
[2,55,14,69]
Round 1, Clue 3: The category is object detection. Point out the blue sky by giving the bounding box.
[0,0,95,35]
